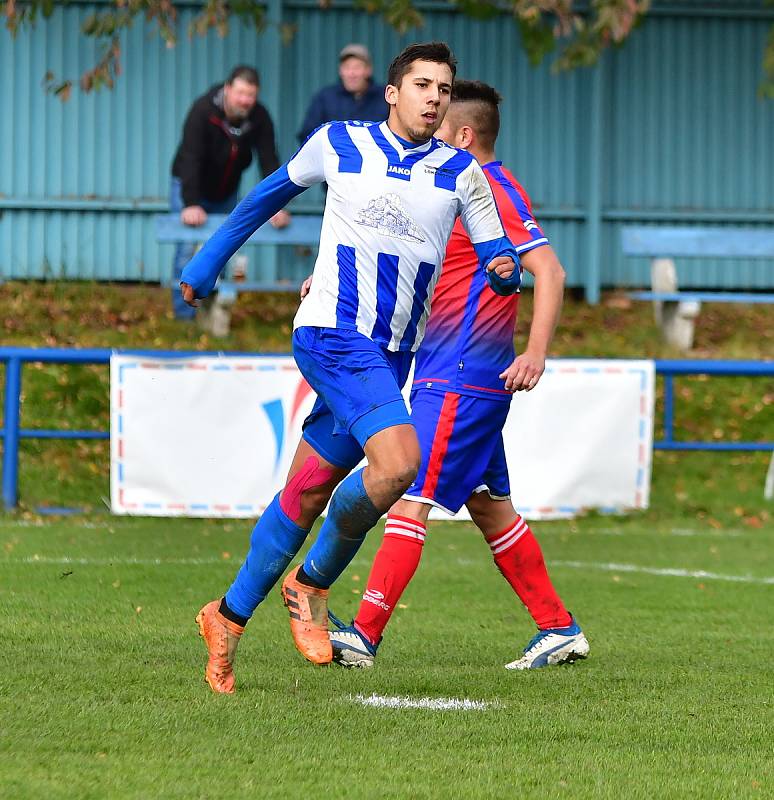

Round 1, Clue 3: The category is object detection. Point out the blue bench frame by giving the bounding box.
[2,348,772,509]
[155,213,322,292]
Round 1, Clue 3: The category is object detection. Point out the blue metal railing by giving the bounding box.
[1,348,772,509]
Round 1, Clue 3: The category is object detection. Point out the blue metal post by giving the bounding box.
[2,357,22,509]
[663,375,675,445]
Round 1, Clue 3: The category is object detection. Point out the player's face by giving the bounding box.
[386,60,453,143]
[339,57,372,94]
[223,78,258,122]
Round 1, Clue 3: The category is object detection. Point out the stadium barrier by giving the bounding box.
[1,346,772,511]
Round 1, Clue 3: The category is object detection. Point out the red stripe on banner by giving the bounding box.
[141,363,161,369]
[186,364,207,370]
[118,390,123,409]
[235,365,254,371]
[291,379,314,423]
[605,367,623,374]
[118,439,123,459]
[167,504,186,510]
[213,504,231,511]
[119,489,137,509]
[421,393,459,498]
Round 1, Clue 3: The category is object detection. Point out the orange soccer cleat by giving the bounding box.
[195,600,245,694]
[280,566,333,665]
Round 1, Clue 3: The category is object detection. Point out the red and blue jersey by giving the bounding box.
[412,162,549,401]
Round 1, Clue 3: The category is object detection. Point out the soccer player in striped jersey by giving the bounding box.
[329,81,590,670]
[182,43,522,692]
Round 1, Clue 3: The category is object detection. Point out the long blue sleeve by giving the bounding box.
[473,236,522,296]
[180,165,307,298]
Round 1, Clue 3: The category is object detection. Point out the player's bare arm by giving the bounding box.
[499,245,565,392]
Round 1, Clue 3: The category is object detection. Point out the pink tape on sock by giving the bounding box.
[280,457,335,522]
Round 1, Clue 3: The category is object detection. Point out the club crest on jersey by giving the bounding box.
[356,193,426,243]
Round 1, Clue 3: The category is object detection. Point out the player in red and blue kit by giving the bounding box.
[329,81,590,670]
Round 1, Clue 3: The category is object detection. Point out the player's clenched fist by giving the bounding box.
[180,282,199,307]
[486,256,516,279]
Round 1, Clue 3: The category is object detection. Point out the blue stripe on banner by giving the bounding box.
[488,165,545,241]
[328,123,363,174]
[399,261,436,349]
[336,244,359,327]
[434,150,473,191]
[371,253,400,344]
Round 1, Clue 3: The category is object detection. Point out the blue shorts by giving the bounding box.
[403,388,512,514]
[293,326,414,469]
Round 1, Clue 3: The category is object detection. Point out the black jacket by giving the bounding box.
[172,85,281,207]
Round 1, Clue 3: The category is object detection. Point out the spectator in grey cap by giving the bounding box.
[297,44,388,143]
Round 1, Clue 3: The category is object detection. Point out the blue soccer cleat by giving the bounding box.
[328,611,379,668]
[505,617,589,670]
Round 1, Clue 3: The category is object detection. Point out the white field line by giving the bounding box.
[2,556,772,586]
[0,521,752,538]
[0,556,227,566]
[537,527,745,538]
[350,693,501,711]
[550,559,774,585]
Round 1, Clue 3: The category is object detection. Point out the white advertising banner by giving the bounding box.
[111,355,654,520]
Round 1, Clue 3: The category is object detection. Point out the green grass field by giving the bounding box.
[1,282,772,797]
[1,513,772,798]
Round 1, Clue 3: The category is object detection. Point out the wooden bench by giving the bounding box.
[621,226,774,350]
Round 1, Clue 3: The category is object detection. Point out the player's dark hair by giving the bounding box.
[449,79,501,149]
[387,42,457,88]
[227,65,260,87]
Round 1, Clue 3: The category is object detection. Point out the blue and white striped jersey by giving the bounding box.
[181,119,519,352]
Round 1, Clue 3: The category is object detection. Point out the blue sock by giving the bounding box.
[302,468,382,589]
[225,493,310,620]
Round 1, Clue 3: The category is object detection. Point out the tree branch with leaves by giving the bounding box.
[3,0,773,99]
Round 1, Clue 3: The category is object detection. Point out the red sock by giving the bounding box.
[354,514,426,645]
[487,516,572,630]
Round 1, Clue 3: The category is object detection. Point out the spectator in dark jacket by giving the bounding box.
[297,44,388,143]
[170,65,290,319]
